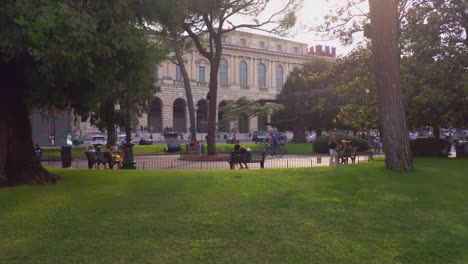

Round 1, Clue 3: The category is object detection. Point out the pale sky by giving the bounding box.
[230,0,369,56]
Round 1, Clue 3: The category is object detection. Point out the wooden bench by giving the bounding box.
[229,151,266,169]
[339,147,358,164]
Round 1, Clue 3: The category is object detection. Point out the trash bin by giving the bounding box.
[455,143,468,158]
[61,146,72,168]
[93,144,101,152]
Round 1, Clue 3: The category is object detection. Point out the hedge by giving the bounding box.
[410,138,451,157]
[313,134,369,154]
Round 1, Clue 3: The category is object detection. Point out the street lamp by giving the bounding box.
[121,88,136,169]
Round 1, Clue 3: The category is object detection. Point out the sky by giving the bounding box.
[230,0,369,56]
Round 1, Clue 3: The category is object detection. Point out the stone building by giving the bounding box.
[33,30,336,143]
[141,30,336,137]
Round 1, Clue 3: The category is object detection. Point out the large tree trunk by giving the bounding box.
[207,56,220,155]
[102,98,117,145]
[369,0,413,170]
[172,34,197,142]
[0,60,58,186]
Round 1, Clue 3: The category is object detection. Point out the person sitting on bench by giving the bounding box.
[234,143,251,169]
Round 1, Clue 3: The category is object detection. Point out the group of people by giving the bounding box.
[328,133,355,166]
[86,143,123,169]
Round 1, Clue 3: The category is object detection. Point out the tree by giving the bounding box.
[0,0,166,185]
[219,97,283,122]
[368,0,413,170]
[142,1,198,141]
[329,46,379,131]
[179,0,300,155]
[400,0,468,136]
[271,61,338,143]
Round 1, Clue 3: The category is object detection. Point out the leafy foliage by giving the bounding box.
[219,97,283,122]
[329,46,379,131]
[271,60,338,142]
[410,138,451,157]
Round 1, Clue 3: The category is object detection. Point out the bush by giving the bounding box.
[313,134,369,154]
[410,138,451,157]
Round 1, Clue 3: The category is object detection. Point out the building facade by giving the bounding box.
[141,30,336,137]
[33,31,337,143]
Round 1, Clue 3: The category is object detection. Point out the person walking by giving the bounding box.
[328,133,338,166]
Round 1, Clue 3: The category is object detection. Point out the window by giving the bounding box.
[258,63,266,89]
[276,65,283,92]
[176,64,182,81]
[219,59,228,86]
[240,39,246,46]
[260,41,265,48]
[199,65,206,82]
[239,61,248,88]
[277,45,282,51]
[294,47,299,53]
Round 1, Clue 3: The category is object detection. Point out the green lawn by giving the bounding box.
[1,158,467,263]
[41,142,312,160]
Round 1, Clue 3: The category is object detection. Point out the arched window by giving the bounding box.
[175,64,182,81]
[239,61,248,88]
[258,63,266,89]
[276,65,283,92]
[219,59,228,86]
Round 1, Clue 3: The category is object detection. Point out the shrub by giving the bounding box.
[410,138,451,157]
[313,134,369,154]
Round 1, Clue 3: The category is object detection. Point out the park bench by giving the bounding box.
[339,147,358,164]
[85,151,119,169]
[229,151,266,169]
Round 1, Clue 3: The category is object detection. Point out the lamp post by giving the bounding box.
[121,88,136,169]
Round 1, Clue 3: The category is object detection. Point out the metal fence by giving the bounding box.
[42,153,374,170]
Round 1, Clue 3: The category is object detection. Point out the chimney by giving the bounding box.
[332,47,336,57]
[316,45,322,54]
[325,46,330,55]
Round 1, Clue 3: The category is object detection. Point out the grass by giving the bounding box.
[41,142,313,160]
[1,158,467,263]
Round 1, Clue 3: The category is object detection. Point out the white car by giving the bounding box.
[117,134,132,145]
[90,135,106,146]
[307,133,317,142]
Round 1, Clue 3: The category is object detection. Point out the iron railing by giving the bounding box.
[42,153,374,170]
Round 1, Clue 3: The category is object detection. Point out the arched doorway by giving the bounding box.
[238,114,249,133]
[257,113,268,131]
[218,100,230,133]
[173,98,187,133]
[196,99,208,133]
[148,97,162,133]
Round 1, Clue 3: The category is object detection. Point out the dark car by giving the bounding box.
[139,138,153,145]
[252,130,268,143]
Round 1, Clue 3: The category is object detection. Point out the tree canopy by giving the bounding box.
[0,0,167,185]
[271,60,338,142]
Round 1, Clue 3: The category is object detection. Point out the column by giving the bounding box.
[162,96,173,130]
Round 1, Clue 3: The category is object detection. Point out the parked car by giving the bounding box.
[90,135,106,147]
[307,133,317,142]
[252,130,268,143]
[117,134,132,145]
[139,138,153,145]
